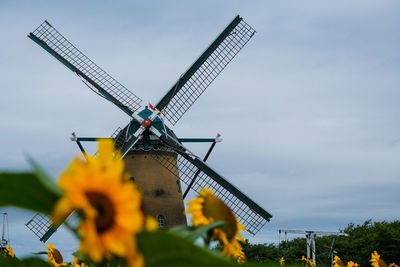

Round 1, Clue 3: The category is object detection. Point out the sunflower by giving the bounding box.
[370,251,388,267]
[302,256,315,267]
[347,261,360,267]
[52,140,144,265]
[3,246,15,258]
[46,244,68,267]
[72,257,88,267]
[280,257,285,266]
[185,188,246,262]
[333,255,345,267]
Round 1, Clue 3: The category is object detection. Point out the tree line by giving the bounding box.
[242,220,400,266]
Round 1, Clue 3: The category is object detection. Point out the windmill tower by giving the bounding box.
[124,149,187,227]
[26,15,273,242]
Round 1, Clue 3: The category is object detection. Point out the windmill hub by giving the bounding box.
[141,118,152,129]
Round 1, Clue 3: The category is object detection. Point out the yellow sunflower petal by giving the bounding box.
[145,215,159,231]
[5,246,15,257]
[127,253,145,267]
[102,226,133,256]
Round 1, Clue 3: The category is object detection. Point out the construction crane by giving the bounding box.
[0,212,9,249]
[278,229,348,266]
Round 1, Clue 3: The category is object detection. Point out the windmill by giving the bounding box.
[25,15,272,242]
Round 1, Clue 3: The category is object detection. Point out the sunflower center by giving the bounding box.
[52,249,63,264]
[202,195,238,240]
[86,192,115,233]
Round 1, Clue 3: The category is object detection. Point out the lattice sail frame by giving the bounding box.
[25,213,53,241]
[111,126,125,150]
[158,17,256,125]
[29,21,142,113]
[152,148,268,235]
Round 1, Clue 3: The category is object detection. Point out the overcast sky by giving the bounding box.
[1,0,400,261]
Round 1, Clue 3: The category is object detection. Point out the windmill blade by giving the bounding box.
[112,126,128,151]
[28,20,142,115]
[25,213,58,242]
[121,134,142,158]
[151,146,272,235]
[155,15,256,125]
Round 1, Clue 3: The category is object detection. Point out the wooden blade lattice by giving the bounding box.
[151,148,271,235]
[25,213,53,242]
[157,16,256,125]
[30,21,142,114]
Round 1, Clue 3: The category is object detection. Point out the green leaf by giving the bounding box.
[72,251,88,262]
[168,225,193,238]
[27,157,62,197]
[0,172,60,215]
[0,257,51,267]
[168,221,226,242]
[32,252,48,255]
[138,230,278,267]
[138,230,238,267]
[186,221,226,242]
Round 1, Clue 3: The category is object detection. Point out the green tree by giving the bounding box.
[242,220,400,266]
[279,238,307,264]
[335,220,400,266]
[242,240,281,262]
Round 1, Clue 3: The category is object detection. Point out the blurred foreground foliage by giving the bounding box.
[1,164,399,266]
[0,169,282,267]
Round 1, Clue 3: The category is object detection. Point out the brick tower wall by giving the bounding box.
[124,150,187,228]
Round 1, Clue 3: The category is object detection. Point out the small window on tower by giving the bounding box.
[176,180,181,193]
[155,189,165,197]
[157,215,166,229]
